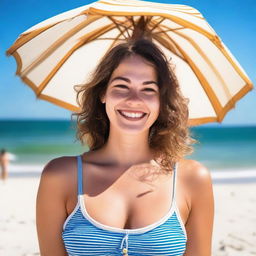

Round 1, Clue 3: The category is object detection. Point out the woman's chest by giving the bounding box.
[66,166,189,229]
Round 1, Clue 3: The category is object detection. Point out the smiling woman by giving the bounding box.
[36,39,214,256]
[74,39,195,172]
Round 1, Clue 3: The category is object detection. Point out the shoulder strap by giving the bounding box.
[171,162,178,203]
[77,155,83,195]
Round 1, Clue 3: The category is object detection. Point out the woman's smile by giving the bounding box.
[117,109,147,121]
[103,54,160,134]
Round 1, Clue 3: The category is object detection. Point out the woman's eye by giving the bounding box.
[114,84,127,88]
[143,88,156,92]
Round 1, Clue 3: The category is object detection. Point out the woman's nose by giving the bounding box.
[125,90,142,106]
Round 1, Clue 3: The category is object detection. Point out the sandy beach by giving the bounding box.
[212,181,256,256]
[0,167,256,256]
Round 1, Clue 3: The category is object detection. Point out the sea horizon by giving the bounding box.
[1,117,256,127]
[1,119,256,181]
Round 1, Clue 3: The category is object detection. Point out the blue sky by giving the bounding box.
[0,0,255,125]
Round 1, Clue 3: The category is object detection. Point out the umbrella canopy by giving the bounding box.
[7,0,253,125]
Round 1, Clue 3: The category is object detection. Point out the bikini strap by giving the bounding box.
[77,155,83,195]
[171,162,178,203]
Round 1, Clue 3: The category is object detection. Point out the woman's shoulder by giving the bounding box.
[179,158,211,176]
[40,156,78,190]
[37,156,79,217]
[178,158,213,193]
[42,155,77,175]
[177,159,213,214]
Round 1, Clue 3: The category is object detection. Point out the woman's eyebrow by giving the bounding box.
[143,81,158,86]
[110,76,129,83]
[110,76,158,85]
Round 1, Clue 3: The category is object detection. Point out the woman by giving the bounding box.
[36,38,214,256]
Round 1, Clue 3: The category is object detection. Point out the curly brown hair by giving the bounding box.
[72,38,197,172]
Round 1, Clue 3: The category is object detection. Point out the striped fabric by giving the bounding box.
[62,156,187,255]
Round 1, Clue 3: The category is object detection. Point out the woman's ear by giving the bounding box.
[101,94,106,104]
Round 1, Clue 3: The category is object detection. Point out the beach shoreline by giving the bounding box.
[1,167,256,256]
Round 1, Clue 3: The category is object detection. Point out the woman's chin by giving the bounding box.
[111,123,150,136]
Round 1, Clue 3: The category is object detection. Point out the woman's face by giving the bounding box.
[102,54,160,135]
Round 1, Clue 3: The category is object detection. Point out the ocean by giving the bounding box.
[0,120,256,177]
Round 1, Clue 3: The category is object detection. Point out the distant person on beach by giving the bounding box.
[0,149,10,182]
[37,39,214,255]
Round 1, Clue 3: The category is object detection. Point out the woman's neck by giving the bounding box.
[99,127,154,167]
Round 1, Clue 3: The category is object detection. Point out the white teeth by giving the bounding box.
[120,111,144,118]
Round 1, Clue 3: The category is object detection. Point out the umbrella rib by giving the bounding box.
[152,34,185,61]
[107,16,129,40]
[173,29,234,101]
[123,17,133,38]
[211,38,253,87]
[88,7,215,40]
[36,17,140,97]
[152,28,223,118]
[36,22,119,96]
[19,15,103,78]
[115,16,140,39]
[130,16,136,29]
[79,17,135,47]
[153,27,185,35]
[7,6,98,55]
[106,31,127,53]
[146,16,154,24]
[107,16,143,39]
[104,19,139,52]
[149,17,165,33]
[12,51,23,76]
[170,46,223,118]
[7,24,56,56]
[151,22,225,117]
[78,23,119,43]
[107,17,142,52]
[17,70,79,112]
[150,20,184,60]
[91,37,126,41]
[172,29,253,98]
[39,94,80,112]
[158,23,253,87]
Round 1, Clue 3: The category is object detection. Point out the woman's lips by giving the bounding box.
[117,110,147,120]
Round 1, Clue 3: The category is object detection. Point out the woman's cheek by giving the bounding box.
[141,94,160,106]
[109,90,129,100]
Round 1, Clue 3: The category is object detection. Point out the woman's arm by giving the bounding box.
[36,159,69,256]
[184,161,215,256]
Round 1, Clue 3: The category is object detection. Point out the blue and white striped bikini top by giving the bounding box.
[62,155,187,256]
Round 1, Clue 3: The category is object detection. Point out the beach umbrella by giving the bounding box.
[6,0,253,125]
